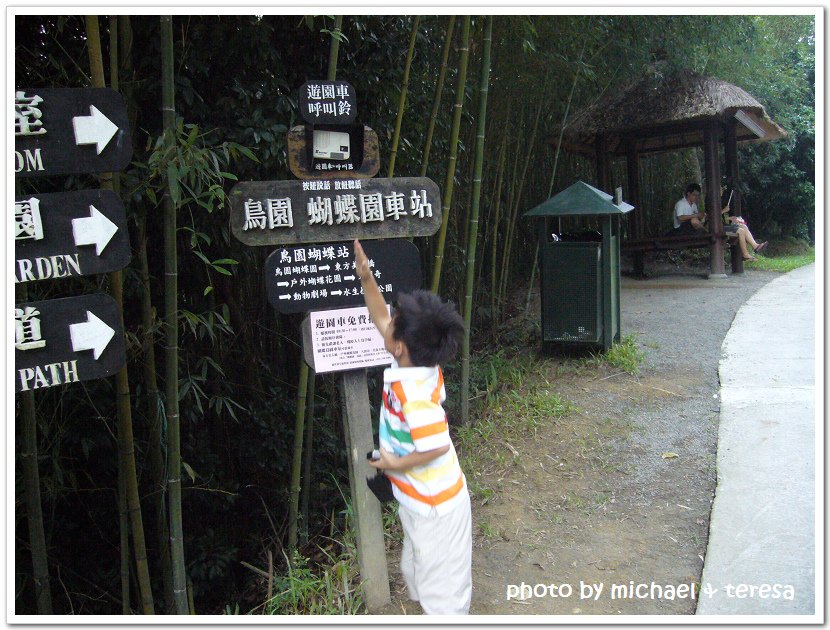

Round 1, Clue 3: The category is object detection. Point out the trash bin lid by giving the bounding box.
[524,180,634,218]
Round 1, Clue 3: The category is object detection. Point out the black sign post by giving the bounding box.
[14,189,131,283]
[14,88,133,178]
[298,80,357,125]
[15,294,126,393]
[265,239,421,313]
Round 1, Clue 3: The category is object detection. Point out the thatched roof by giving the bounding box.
[554,68,787,157]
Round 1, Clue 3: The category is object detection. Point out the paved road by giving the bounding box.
[697,264,818,617]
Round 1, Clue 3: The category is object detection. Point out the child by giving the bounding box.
[354,239,472,615]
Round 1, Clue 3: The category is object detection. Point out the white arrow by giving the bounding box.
[344,275,356,281]
[72,105,119,155]
[69,310,115,360]
[277,281,289,287]
[72,205,118,256]
[278,294,291,301]
[318,265,331,271]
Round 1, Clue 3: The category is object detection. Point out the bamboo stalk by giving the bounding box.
[430,15,471,293]
[159,15,189,616]
[287,361,309,552]
[387,16,421,178]
[461,16,493,425]
[17,278,52,614]
[326,16,344,81]
[300,368,316,546]
[489,104,510,335]
[525,39,588,313]
[419,16,455,177]
[87,15,155,615]
[498,82,546,310]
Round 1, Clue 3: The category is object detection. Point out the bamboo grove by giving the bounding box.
[14,14,814,614]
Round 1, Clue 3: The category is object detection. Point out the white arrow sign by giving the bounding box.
[72,205,118,256]
[72,105,119,155]
[69,310,115,360]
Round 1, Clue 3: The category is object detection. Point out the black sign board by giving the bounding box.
[265,239,421,314]
[298,80,357,125]
[230,176,441,246]
[15,293,126,392]
[14,87,133,178]
[15,189,131,283]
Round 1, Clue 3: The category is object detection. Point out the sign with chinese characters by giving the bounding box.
[14,87,132,178]
[14,189,130,283]
[301,305,393,373]
[265,239,421,314]
[298,80,357,125]
[15,293,126,392]
[230,177,441,246]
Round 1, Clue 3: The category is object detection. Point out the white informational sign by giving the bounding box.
[309,305,393,374]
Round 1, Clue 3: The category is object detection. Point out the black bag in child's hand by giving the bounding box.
[366,472,395,503]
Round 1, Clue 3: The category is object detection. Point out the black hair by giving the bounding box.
[391,290,465,367]
[685,183,701,195]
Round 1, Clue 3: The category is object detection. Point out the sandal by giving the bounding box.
[754,241,768,253]
[743,255,757,262]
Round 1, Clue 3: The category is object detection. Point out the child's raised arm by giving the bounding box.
[354,239,391,336]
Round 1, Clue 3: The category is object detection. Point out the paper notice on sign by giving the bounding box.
[309,305,393,373]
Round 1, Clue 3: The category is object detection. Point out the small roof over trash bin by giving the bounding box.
[524,180,635,218]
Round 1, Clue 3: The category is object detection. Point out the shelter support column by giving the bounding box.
[703,123,726,278]
[724,121,743,274]
[595,135,611,192]
[625,141,644,276]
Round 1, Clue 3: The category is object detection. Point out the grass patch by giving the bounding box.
[745,248,815,273]
[454,346,574,501]
[580,334,645,376]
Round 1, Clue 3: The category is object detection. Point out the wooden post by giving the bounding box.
[626,141,644,276]
[338,370,391,611]
[703,123,726,278]
[595,135,611,192]
[724,121,743,274]
[601,215,613,351]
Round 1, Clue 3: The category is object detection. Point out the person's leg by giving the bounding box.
[690,216,704,230]
[399,496,472,615]
[740,225,760,249]
[737,229,755,260]
[398,509,420,602]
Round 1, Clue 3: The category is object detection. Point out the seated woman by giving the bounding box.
[720,189,767,261]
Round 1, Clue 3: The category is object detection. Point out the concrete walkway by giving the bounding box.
[697,264,818,617]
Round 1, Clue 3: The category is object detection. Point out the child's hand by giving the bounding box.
[354,239,371,282]
[368,448,401,471]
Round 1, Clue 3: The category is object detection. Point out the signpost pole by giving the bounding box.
[337,370,391,610]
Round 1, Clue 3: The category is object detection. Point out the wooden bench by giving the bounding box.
[622,232,742,275]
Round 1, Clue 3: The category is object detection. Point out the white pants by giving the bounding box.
[398,492,472,615]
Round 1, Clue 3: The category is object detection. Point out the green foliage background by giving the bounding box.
[14,14,815,614]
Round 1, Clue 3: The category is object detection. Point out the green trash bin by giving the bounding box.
[524,181,633,351]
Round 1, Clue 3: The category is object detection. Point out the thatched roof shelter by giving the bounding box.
[547,67,787,278]
[555,68,786,157]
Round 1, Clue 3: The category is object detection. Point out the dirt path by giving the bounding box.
[381,267,778,616]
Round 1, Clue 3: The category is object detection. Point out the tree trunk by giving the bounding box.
[419,16,455,178]
[160,15,189,615]
[489,115,509,335]
[87,14,155,615]
[430,15,471,293]
[460,16,493,425]
[387,16,420,178]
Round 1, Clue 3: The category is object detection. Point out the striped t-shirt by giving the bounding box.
[379,363,467,516]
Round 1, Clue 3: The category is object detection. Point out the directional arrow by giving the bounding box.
[72,105,119,155]
[69,310,115,360]
[72,204,118,256]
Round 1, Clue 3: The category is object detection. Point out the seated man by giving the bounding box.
[673,183,706,234]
